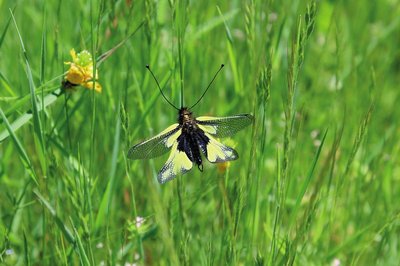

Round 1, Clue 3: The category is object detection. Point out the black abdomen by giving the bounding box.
[177,132,203,170]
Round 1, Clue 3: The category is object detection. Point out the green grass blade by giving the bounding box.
[40,5,46,84]
[97,20,145,66]
[33,190,75,244]
[344,104,374,176]
[23,230,31,266]
[10,9,46,174]
[217,6,243,94]
[94,105,121,231]
[70,218,91,266]
[0,6,15,49]
[0,70,15,96]
[289,129,328,227]
[0,106,38,184]
[189,8,239,41]
[0,89,61,142]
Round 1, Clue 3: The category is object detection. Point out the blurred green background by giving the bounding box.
[1,0,400,265]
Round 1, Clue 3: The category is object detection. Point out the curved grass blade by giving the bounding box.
[0,89,61,142]
[0,70,15,97]
[10,9,47,174]
[0,6,15,49]
[0,107,38,184]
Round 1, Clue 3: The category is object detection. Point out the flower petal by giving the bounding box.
[66,64,85,84]
[70,49,77,62]
[83,81,102,93]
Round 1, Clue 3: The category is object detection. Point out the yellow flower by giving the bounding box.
[217,161,231,174]
[64,49,102,93]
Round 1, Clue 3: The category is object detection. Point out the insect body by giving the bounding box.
[127,64,253,183]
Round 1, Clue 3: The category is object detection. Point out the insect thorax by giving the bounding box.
[178,107,195,126]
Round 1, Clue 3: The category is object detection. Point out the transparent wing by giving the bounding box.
[127,124,180,160]
[203,132,238,163]
[158,142,193,184]
[196,114,254,138]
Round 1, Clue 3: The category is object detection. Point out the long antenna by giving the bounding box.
[190,64,225,109]
[146,65,179,110]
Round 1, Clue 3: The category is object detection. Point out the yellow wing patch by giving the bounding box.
[158,141,193,183]
[197,123,217,135]
[165,126,181,147]
[204,133,238,163]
